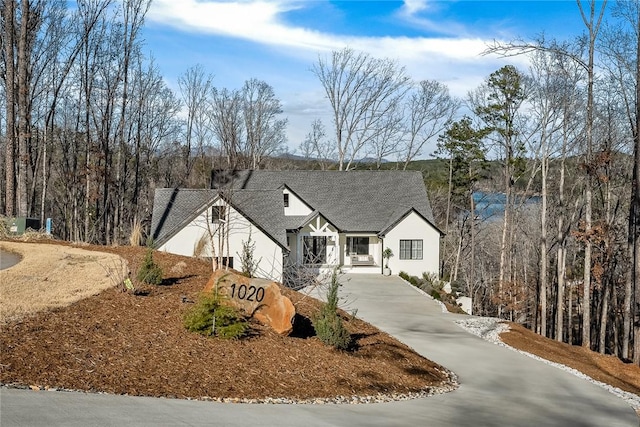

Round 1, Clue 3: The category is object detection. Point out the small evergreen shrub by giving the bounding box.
[137,247,163,285]
[239,232,260,278]
[399,271,410,281]
[183,292,248,339]
[313,269,351,350]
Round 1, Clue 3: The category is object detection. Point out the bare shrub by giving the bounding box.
[129,221,143,246]
[193,233,208,258]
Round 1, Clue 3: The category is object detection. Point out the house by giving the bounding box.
[150,170,443,283]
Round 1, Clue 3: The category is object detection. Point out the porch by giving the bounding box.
[343,264,382,274]
[341,235,382,270]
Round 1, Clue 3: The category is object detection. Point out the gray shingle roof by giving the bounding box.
[150,188,216,246]
[150,188,288,249]
[151,170,439,250]
[211,170,437,233]
[226,190,288,248]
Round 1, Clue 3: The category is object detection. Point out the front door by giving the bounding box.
[347,236,369,255]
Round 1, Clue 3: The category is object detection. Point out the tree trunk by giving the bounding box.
[556,114,569,342]
[633,2,640,364]
[577,0,608,351]
[16,0,31,217]
[583,205,592,349]
[599,278,610,354]
[469,185,476,302]
[540,153,548,337]
[625,0,640,365]
[568,282,574,344]
[498,183,511,318]
[452,224,463,281]
[3,0,16,217]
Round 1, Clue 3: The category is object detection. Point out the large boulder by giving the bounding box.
[203,270,295,335]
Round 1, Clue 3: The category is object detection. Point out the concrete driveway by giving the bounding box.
[1,274,637,426]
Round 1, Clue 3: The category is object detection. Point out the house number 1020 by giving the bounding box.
[229,283,265,303]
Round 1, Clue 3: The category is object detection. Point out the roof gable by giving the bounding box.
[282,184,314,216]
[211,170,436,233]
[150,188,216,247]
[379,207,444,237]
[150,188,289,250]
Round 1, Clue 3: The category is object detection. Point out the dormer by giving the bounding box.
[282,186,313,216]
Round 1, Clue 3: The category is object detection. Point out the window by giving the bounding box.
[208,257,233,269]
[211,206,226,222]
[399,240,423,260]
[217,257,233,269]
[347,237,369,255]
[284,193,290,207]
[303,236,327,264]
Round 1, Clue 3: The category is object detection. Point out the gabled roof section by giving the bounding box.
[150,188,216,247]
[150,188,289,250]
[211,170,436,233]
[284,209,341,233]
[379,207,444,237]
[222,190,289,249]
[282,184,314,214]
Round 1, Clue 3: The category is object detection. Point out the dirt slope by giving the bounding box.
[0,241,454,402]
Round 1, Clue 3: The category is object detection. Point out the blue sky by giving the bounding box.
[141,0,607,156]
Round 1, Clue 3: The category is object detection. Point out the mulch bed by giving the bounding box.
[501,322,640,396]
[0,244,454,401]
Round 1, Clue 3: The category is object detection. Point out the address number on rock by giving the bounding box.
[229,283,265,303]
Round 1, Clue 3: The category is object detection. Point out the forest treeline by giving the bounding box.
[1,0,640,364]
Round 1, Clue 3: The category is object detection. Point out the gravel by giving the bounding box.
[1,379,460,405]
[454,317,640,411]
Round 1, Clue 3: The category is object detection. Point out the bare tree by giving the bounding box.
[399,80,459,169]
[209,87,243,169]
[298,119,336,170]
[241,78,286,169]
[2,0,17,216]
[178,64,213,184]
[528,49,572,337]
[607,0,640,363]
[312,48,410,170]
[370,100,403,169]
[484,0,608,348]
[576,0,608,351]
[113,0,150,242]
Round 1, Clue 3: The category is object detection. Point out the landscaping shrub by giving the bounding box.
[313,269,351,350]
[399,271,410,281]
[183,291,248,339]
[239,232,260,278]
[192,233,208,258]
[129,221,143,246]
[137,247,163,285]
[422,272,445,292]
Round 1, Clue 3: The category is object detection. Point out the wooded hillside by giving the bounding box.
[1,0,639,365]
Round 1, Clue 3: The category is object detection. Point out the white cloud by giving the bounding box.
[400,0,431,16]
[147,0,531,156]
[148,0,498,62]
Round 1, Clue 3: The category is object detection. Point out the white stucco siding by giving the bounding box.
[157,209,211,258]
[384,211,440,277]
[158,201,284,282]
[283,189,312,216]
